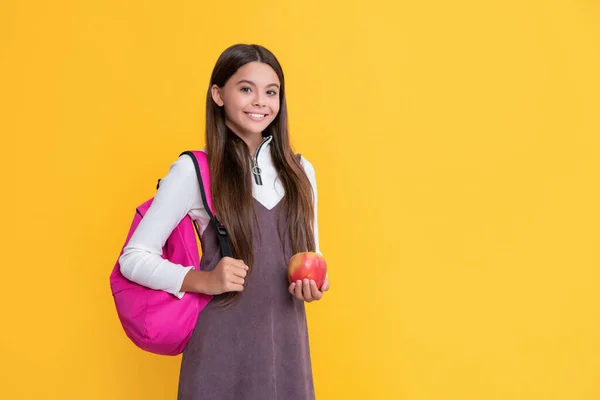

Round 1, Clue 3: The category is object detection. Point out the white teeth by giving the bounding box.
[248,113,266,118]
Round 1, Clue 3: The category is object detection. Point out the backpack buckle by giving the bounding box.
[216,222,228,236]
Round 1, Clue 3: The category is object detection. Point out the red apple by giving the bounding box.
[287,252,328,289]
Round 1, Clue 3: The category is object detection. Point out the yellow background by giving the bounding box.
[2,0,599,399]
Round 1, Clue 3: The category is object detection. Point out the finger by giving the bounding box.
[230,275,245,286]
[294,280,304,300]
[231,265,248,278]
[223,257,247,269]
[302,279,313,302]
[228,283,244,292]
[231,259,249,270]
[310,280,323,300]
[321,279,330,292]
[289,282,296,295]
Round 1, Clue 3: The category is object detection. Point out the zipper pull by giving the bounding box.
[252,157,263,185]
[251,135,270,186]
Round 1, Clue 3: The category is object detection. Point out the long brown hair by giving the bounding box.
[205,44,315,306]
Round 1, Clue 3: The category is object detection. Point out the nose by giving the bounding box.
[253,92,267,107]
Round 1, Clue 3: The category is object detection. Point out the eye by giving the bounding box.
[240,87,252,93]
[267,90,278,96]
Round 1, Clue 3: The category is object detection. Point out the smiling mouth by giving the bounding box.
[244,112,268,121]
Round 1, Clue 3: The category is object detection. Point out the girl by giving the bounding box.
[119,43,330,400]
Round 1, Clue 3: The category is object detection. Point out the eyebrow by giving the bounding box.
[236,80,280,89]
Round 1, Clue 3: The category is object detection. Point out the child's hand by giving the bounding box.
[202,257,248,295]
[288,275,330,302]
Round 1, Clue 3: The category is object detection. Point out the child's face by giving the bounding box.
[212,61,281,138]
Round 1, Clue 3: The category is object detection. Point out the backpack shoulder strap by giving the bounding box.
[179,150,233,258]
[183,151,214,214]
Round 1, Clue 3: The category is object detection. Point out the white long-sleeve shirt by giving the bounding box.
[119,137,321,299]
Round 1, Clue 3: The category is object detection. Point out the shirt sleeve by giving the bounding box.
[300,156,321,256]
[118,155,204,299]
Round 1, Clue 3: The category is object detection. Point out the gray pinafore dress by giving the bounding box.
[177,199,315,400]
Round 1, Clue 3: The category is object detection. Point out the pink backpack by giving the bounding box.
[109,151,232,356]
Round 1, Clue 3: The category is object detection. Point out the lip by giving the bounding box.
[244,112,269,122]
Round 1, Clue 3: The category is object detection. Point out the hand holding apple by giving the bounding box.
[287,252,330,302]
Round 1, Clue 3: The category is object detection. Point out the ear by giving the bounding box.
[211,84,224,107]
